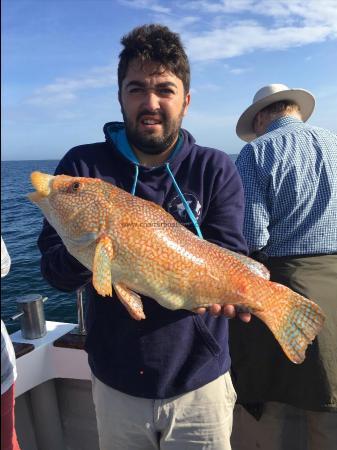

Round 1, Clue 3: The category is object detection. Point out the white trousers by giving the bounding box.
[92,372,237,450]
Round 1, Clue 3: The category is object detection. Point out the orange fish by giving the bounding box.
[28,171,325,364]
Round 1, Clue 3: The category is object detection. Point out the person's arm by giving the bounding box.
[38,220,92,292]
[202,156,248,255]
[195,155,251,321]
[235,144,270,254]
[1,236,11,278]
[37,153,92,292]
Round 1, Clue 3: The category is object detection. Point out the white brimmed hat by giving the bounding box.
[236,83,315,142]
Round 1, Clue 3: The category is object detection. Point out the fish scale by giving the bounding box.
[28,171,326,364]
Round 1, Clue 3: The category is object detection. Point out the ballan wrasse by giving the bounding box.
[28,172,325,364]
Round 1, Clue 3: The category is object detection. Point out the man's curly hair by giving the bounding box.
[118,24,190,94]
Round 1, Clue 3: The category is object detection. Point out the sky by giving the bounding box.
[2,0,337,161]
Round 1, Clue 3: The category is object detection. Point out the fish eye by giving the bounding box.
[71,182,81,192]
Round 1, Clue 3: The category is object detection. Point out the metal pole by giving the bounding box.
[71,288,87,335]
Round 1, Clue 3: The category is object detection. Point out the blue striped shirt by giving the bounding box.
[236,116,337,257]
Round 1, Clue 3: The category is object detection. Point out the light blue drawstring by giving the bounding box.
[165,163,203,239]
[131,164,139,196]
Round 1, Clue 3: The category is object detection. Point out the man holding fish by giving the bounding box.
[36,23,250,450]
[33,25,324,450]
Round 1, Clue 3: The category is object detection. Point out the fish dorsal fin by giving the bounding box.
[93,236,115,297]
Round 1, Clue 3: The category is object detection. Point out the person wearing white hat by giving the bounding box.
[229,84,337,450]
[235,83,315,142]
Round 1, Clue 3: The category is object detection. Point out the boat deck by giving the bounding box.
[11,321,100,450]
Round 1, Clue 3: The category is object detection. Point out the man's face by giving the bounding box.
[119,59,190,155]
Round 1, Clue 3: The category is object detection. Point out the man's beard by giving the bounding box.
[122,105,185,155]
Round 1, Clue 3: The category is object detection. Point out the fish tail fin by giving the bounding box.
[253,283,325,364]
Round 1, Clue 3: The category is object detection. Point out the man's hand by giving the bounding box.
[194,304,251,322]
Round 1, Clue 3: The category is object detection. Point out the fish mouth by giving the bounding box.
[28,171,54,200]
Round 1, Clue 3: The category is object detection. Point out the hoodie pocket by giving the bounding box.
[193,315,222,357]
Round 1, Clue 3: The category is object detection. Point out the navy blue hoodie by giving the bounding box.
[38,122,247,399]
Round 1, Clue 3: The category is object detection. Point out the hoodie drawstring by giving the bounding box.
[165,163,203,239]
[131,164,139,196]
[131,162,203,239]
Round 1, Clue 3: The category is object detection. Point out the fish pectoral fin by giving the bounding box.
[93,236,114,297]
[113,283,146,321]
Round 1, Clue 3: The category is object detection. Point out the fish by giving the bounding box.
[28,171,325,364]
